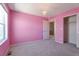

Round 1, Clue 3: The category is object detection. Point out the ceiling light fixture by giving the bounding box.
[42,10,47,15]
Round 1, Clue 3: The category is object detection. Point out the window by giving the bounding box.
[0,5,8,45]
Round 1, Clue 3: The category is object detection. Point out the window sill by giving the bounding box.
[0,39,7,46]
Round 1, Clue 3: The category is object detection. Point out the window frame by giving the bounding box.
[0,4,8,45]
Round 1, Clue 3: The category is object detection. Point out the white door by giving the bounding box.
[76,14,79,48]
[68,15,76,45]
[43,20,49,40]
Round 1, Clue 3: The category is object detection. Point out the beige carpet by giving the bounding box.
[9,39,79,56]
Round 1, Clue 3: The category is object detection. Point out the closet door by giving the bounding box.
[76,14,79,48]
[68,15,76,45]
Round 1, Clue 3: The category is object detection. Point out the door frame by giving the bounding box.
[63,15,77,44]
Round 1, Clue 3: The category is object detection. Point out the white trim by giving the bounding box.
[0,39,7,46]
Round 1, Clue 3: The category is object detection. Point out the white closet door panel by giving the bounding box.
[69,22,76,44]
[68,15,76,44]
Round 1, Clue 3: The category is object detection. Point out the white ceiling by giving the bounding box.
[8,3,79,16]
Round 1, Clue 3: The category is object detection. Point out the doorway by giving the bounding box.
[49,22,54,39]
[64,15,77,45]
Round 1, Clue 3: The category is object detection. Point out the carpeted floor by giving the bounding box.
[9,39,79,56]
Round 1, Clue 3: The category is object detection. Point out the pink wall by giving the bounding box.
[52,7,79,43]
[10,10,45,44]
